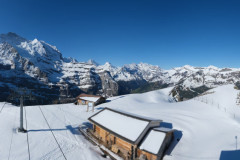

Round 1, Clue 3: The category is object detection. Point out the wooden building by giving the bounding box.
[76,94,106,106]
[88,108,174,160]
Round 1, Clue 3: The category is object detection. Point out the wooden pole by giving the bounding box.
[236,136,238,150]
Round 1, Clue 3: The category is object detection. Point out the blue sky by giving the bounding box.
[0,0,240,69]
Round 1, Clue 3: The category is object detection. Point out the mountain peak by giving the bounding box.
[98,62,116,71]
[207,65,219,70]
[183,64,194,68]
[87,59,99,66]
[6,32,20,37]
[0,32,27,45]
[32,38,39,44]
[103,62,113,68]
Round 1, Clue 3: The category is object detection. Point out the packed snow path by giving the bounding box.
[0,102,6,113]
[0,84,240,160]
[0,103,105,160]
[0,103,29,160]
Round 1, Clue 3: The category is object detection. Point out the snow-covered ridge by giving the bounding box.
[99,62,240,90]
[1,32,240,102]
[166,65,240,88]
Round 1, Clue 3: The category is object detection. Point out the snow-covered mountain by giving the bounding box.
[166,65,240,101]
[1,32,240,104]
[100,63,240,100]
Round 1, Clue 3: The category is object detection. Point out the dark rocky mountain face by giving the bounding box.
[0,33,240,105]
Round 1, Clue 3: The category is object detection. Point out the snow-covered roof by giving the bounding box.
[139,127,174,155]
[88,108,162,143]
[108,108,160,121]
[140,130,166,154]
[79,97,100,103]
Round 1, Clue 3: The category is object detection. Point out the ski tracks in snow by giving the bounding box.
[38,106,68,160]
[41,105,105,160]
[0,102,6,113]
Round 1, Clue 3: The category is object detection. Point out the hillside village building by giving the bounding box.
[88,108,174,160]
[76,94,106,107]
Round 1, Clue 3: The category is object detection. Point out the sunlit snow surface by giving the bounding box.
[0,103,105,160]
[0,84,240,160]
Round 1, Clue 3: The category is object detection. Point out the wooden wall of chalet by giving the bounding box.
[90,124,174,160]
[77,99,93,105]
[137,150,157,160]
[93,124,134,160]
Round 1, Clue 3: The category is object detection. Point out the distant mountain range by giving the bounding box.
[0,32,240,104]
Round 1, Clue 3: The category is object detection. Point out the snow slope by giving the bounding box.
[0,103,105,160]
[0,84,240,160]
[194,84,240,121]
[101,85,240,160]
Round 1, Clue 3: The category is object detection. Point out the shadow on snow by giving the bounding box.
[27,125,81,135]
[160,121,183,156]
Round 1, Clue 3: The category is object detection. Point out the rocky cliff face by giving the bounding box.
[1,32,240,104]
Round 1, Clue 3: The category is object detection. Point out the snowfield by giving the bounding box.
[0,104,105,160]
[1,84,240,160]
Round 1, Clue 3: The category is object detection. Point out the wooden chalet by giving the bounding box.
[76,94,106,106]
[88,108,174,160]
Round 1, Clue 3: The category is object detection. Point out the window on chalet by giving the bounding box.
[114,137,116,144]
[82,100,85,104]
